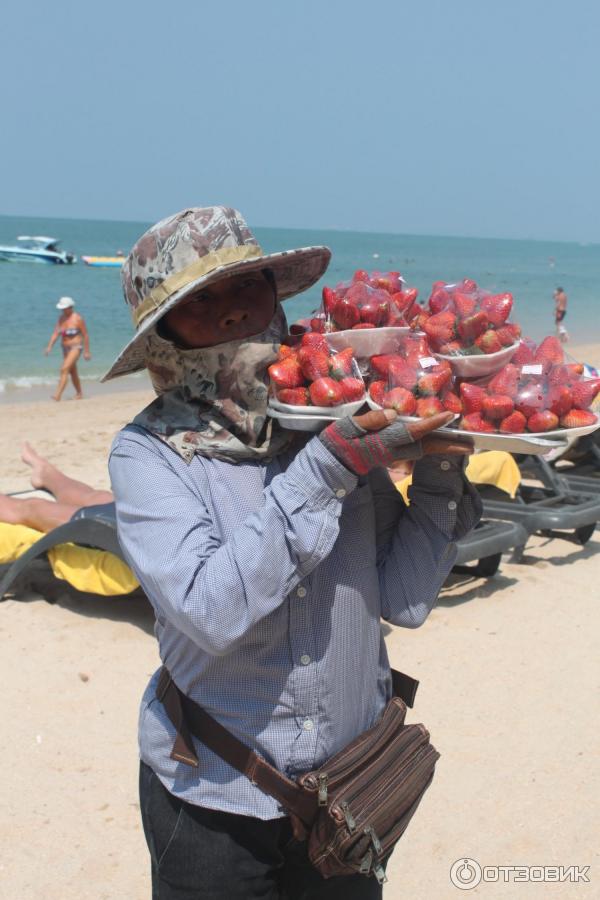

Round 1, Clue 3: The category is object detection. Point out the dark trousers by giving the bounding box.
[139,761,386,899]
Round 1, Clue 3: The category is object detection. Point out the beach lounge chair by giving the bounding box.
[479,455,600,547]
[0,502,136,600]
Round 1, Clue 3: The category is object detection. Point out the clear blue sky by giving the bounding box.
[2,0,599,241]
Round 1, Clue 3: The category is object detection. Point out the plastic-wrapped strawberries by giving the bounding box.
[366,333,459,417]
[312,269,420,333]
[458,336,600,434]
[417,278,521,356]
[268,333,366,408]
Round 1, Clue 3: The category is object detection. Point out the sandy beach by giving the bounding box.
[1,343,599,899]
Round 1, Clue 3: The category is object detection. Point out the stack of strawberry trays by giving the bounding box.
[272,270,600,451]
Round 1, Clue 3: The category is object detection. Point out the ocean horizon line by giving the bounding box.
[0,211,598,250]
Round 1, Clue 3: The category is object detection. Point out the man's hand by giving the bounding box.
[352,409,473,457]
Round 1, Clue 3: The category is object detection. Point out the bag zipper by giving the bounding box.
[330,725,429,822]
[300,699,407,804]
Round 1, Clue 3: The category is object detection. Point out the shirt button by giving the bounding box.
[447,500,457,511]
[296,586,307,598]
[335,488,347,499]
[440,460,451,471]
[303,718,314,731]
[300,654,311,666]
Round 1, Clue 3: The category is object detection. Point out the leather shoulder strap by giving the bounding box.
[157,668,315,826]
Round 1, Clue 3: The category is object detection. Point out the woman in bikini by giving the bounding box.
[44,296,91,401]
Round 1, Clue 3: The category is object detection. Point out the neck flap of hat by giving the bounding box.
[131,305,292,464]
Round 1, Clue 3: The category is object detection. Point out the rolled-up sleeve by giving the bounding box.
[373,456,482,628]
[108,430,357,656]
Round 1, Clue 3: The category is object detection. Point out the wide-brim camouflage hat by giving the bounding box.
[101,206,331,381]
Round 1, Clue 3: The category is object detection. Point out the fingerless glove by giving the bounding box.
[320,416,423,475]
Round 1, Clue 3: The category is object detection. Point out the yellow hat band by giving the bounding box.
[132,244,264,328]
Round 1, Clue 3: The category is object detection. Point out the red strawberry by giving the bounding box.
[527,410,559,432]
[298,347,330,381]
[534,336,564,366]
[309,377,344,407]
[277,387,310,406]
[369,380,386,406]
[495,323,521,346]
[322,286,340,315]
[560,409,598,428]
[481,292,513,326]
[339,377,365,402]
[499,411,527,433]
[438,341,462,355]
[459,382,487,414]
[460,412,496,433]
[423,311,457,345]
[410,309,431,330]
[268,358,304,388]
[329,347,354,380]
[300,332,329,352]
[475,330,503,354]
[370,354,401,378]
[388,359,418,391]
[383,387,417,415]
[461,278,479,292]
[309,317,326,333]
[511,339,536,365]
[345,282,372,306]
[428,288,452,314]
[391,287,418,314]
[403,335,432,364]
[547,385,573,416]
[352,269,370,283]
[441,388,463,414]
[488,364,520,398]
[332,299,360,330]
[515,382,545,418]
[482,394,514,420]
[415,396,444,418]
[547,363,585,386]
[360,299,389,326]
[570,378,600,410]
[453,291,477,318]
[352,323,376,329]
[417,367,452,396]
[457,310,489,342]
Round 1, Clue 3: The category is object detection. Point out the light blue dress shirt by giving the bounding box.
[109,426,481,820]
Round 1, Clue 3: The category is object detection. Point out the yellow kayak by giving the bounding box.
[82,255,124,267]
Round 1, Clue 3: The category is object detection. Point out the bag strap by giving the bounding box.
[156,665,419,827]
[157,667,316,825]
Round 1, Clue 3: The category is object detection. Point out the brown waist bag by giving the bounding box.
[157,667,440,885]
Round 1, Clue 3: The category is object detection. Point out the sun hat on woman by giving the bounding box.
[102,206,331,381]
[56,296,75,310]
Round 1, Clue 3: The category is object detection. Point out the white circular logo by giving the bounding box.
[450,858,482,890]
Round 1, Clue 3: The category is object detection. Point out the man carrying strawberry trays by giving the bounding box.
[106,207,482,899]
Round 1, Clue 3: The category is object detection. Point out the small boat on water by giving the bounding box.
[0,236,76,264]
[81,255,125,267]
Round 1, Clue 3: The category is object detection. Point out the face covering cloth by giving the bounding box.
[132,305,293,464]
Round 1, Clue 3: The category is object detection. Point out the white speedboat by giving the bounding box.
[0,236,76,264]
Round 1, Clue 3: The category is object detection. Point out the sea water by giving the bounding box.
[0,213,598,396]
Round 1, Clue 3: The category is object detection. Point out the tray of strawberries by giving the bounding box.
[413,278,521,377]
[306,269,419,358]
[267,334,367,431]
[363,332,600,454]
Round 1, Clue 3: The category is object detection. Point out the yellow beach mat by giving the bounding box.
[0,523,139,596]
[395,450,521,505]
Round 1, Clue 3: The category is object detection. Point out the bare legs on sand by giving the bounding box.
[53,347,84,401]
[0,444,114,533]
